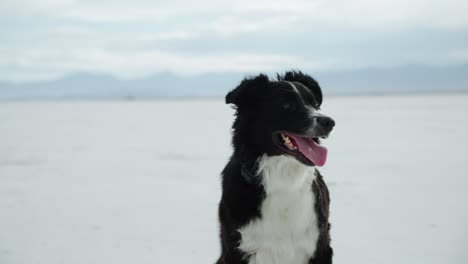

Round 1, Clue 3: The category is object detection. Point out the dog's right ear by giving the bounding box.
[225,74,269,107]
[278,70,323,108]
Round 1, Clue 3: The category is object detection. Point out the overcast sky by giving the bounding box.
[2,0,468,82]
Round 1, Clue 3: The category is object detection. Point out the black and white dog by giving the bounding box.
[216,71,335,264]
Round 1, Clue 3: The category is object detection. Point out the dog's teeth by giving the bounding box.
[280,133,296,150]
[285,142,295,150]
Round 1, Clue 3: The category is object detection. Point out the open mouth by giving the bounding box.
[273,132,328,167]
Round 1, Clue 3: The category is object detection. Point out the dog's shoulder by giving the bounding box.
[219,157,264,229]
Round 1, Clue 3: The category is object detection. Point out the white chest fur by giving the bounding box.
[238,155,320,264]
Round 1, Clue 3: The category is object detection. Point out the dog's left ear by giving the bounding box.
[226,74,269,107]
[278,70,323,107]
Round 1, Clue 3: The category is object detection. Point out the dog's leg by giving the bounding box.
[309,243,333,264]
[216,249,248,264]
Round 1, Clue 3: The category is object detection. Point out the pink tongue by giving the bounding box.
[288,134,328,167]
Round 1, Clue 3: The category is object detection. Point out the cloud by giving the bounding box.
[449,48,468,63]
[1,0,468,82]
[0,47,324,82]
[4,0,468,28]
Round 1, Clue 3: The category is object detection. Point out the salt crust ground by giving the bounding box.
[1,94,467,264]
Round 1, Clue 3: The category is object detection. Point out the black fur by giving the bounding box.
[217,70,333,264]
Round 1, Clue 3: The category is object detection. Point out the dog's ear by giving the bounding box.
[278,70,323,107]
[226,74,269,107]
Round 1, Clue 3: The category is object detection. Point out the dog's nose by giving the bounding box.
[316,116,335,130]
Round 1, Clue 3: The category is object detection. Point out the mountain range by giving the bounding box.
[1,64,467,100]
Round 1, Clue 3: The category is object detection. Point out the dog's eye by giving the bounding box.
[282,102,296,111]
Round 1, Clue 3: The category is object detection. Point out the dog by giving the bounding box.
[216,71,335,264]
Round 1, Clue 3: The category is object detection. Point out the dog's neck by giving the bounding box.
[257,154,317,193]
[233,143,262,184]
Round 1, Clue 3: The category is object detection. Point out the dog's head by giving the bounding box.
[227,71,335,167]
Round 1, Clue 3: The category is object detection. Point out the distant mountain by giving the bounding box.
[0,64,467,100]
[0,72,245,100]
[314,64,468,95]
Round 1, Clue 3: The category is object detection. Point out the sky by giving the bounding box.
[1,0,468,83]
